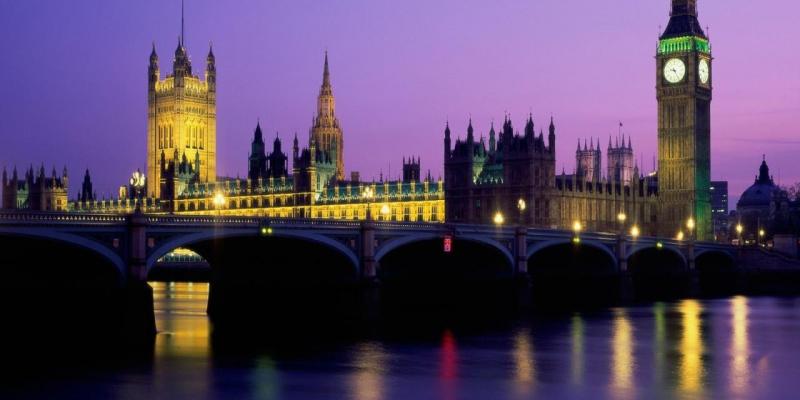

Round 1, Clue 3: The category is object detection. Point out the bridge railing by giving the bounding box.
[0,210,128,225]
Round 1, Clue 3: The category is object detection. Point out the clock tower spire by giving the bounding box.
[656,0,712,240]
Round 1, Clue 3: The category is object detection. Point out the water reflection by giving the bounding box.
[151,281,212,398]
[571,313,585,386]
[611,309,635,398]
[730,296,750,396]
[678,299,705,396]
[151,281,210,358]
[23,282,799,400]
[512,328,535,394]
[440,330,458,400]
[350,342,388,400]
[653,302,667,388]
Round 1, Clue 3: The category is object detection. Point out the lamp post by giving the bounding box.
[759,228,766,247]
[494,212,505,226]
[630,225,640,240]
[362,186,374,221]
[736,223,744,247]
[380,204,391,221]
[617,212,627,231]
[686,217,696,241]
[616,212,627,271]
[686,217,696,270]
[517,199,526,226]
[213,191,225,218]
[573,221,582,244]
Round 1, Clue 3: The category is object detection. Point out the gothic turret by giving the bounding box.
[206,43,216,92]
[444,122,452,159]
[488,122,497,154]
[248,122,267,184]
[548,117,556,154]
[149,43,159,88]
[80,169,94,202]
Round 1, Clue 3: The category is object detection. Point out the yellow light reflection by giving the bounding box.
[513,328,535,394]
[151,281,211,359]
[679,299,705,395]
[653,302,667,387]
[571,314,585,386]
[730,296,750,396]
[350,341,387,400]
[611,309,635,398]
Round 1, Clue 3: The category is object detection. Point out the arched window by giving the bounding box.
[169,126,174,147]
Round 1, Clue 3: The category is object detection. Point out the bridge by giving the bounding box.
[0,210,754,338]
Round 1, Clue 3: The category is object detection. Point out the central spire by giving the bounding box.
[671,0,697,17]
[181,0,185,46]
[320,51,332,96]
[661,0,705,39]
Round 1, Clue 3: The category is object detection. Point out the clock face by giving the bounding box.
[663,58,686,83]
[698,59,710,84]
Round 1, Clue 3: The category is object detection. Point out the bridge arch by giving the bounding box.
[527,238,618,266]
[695,249,739,295]
[526,238,620,305]
[627,244,690,299]
[375,232,515,314]
[147,229,359,273]
[626,243,688,268]
[0,227,126,280]
[375,233,514,269]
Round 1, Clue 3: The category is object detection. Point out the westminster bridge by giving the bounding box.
[0,210,793,338]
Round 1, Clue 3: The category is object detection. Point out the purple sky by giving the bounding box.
[1,0,798,206]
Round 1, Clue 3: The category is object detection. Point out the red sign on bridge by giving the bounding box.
[443,235,453,253]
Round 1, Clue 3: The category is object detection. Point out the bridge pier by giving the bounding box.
[124,210,156,341]
[686,242,701,297]
[359,220,381,321]
[514,227,531,309]
[616,237,634,301]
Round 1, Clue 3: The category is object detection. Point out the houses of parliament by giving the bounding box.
[2,0,713,240]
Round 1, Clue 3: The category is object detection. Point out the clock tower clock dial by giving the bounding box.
[663,58,686,83]
[698,58,710,84]
[656,0,713,240]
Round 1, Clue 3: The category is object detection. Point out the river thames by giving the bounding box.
[5,282,800,399]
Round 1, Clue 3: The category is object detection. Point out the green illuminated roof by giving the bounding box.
[658,36,710,55]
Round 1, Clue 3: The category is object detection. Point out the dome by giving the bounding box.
[737,158,776,208]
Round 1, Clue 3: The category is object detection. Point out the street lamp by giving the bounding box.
[517,199,526,225]
[630,225,640,239]
[362,186,374,220]
[572,221,582,244]
[493,212,505,226]
[677,231,685,241]
[616,212,627,236]
[380,204,391,221]
[213,191,225,217]
[736,223,744,246]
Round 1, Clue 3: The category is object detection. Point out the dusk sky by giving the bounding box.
[0,0,798,205]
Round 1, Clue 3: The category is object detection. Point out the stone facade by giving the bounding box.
[147,38,216,198]
[2,165,69,211]
[656,0,713,240]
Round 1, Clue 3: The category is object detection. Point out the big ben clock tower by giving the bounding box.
[657,0,712,240]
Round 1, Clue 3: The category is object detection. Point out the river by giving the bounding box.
[5,282,800,399]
